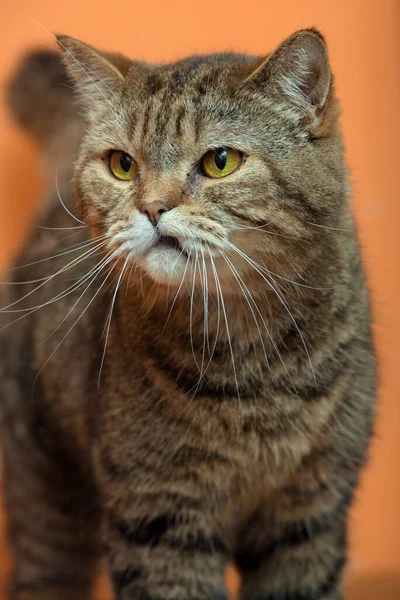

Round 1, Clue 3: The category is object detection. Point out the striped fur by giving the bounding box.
[0,29,376,600]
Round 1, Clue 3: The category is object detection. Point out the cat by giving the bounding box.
[0,28,376,600]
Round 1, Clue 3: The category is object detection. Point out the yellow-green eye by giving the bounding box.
[201,147,242,179]
[109,150,138,181]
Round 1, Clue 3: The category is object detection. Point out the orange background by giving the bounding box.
[0,1,399,598]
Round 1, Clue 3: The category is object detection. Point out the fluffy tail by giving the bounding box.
[7,49,82,158]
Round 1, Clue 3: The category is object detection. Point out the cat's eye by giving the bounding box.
[108,150,138,181]
[201,147,242,179]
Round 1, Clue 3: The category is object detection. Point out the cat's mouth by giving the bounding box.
[156,234,187,256]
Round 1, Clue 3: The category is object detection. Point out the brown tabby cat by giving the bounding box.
[0,28,376,600]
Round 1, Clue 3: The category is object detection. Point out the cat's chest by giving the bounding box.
[109,314,272,402]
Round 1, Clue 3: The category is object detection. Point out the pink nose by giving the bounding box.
[140,201,169,226]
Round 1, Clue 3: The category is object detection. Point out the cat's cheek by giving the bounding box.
[109,214,158,257]
[142,247,188,285]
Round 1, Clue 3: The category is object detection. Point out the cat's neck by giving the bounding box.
[114,270,320,354]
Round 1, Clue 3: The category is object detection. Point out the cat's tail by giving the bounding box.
[7,49,82,160]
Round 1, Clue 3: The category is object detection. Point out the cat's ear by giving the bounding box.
[247,29,331,130]
[56,34,131,110]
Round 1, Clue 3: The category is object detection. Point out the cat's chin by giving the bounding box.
[141,245,188,285]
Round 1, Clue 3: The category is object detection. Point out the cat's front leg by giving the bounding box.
[104,501,229,600]
[97,456,230,600]
[235,485,351,600]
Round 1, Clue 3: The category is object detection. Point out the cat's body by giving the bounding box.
[0,30,376,600]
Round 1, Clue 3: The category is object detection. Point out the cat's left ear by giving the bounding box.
[246,29,332,130]
[56,35,131,111]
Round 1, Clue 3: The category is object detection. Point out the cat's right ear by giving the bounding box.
[56,35,131,113]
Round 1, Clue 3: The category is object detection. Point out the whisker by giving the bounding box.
[305,221,355,233]
[44,249,118,341]
[32,257,118,389]
[222,253,271,375]
[232,225,291,238]
[182,246,222,401]
[97,255,131,391]
[209,252,241,407]
[37,225,87,231]
[201,248,211,357]
[29,18,119,111]
[0,241,109,313]
[195,250,208,388]
[263,268,332,291]
[222,238,316,389]
[8,234,108,272]
[162,251,192,333]
[221,252,299,396]
[189,250,200,373]
[55,147,87,225]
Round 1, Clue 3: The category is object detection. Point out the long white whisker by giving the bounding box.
[45,250,118,341]
[0,241,109,313]
[232,225,291,238]
[37,225,87,231]
[222,238,316,388]
[209,252,240,407]
[201,248,210,357]
[305,221,354,233]
[32,258,117,389]
[7,234,108,273]
[182,247,216,400]
[189,251,200,373]
[162,251,192,333]
[29,18,118,110]
[195,250,208,387]
[222,253,271,376]
[55,148,87,225]
[186,244,222,390]
[98,255,131,391]
[221,252,299,396]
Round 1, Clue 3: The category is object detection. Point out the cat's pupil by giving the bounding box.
[120,153,132,172]
[214,149,227,171]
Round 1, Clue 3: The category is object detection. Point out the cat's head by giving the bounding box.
[59,29,346,292]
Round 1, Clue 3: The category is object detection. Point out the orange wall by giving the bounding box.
[0,0,399,596]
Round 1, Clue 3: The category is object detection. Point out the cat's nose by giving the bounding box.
[140,201,169,226]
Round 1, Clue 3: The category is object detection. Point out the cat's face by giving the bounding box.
[61,30,345,292]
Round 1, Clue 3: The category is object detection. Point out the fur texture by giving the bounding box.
[0,29,376,600]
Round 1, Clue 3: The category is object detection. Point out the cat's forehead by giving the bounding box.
[126,52,258,99]
[92,50,294,168]
[112,54,259,165]
[165,52,257,79]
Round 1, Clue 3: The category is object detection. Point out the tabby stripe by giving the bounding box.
[109,514,171,547]
[175,106,185,137]
[271,336,356,402]
[254,555,346,600]
[263,157,327,222]
[170,444,231,467]
[166,530,228,555]
[176,372,262,400]
[223,205,290,237]
[109,515,227,555]
[111,568,142,592]
[144,333,264,400]
[127,491,204,511]
[99,451,178,479]
[147,72,163,95]
[111,595,227,600]
[319,555,346,596]
[140,102,152,143]
[145,349,263,399]
[236,493,351,572]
